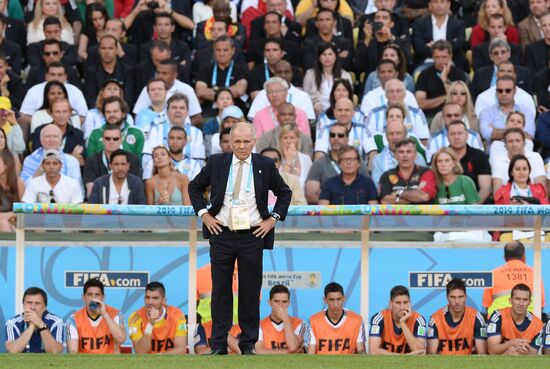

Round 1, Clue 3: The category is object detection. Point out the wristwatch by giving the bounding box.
[270,212,281,222]
[38,324,48,332]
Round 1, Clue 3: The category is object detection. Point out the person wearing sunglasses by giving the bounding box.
[22,149,83,204]
[430,81,479,135]
[479,75,536,146]
[431,147,479,204]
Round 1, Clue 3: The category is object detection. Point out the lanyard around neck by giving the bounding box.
[212,61,234,88]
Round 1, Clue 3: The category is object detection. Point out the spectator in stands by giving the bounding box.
[431,148,480,204]
[369,285,426,354]
[303,0,352,40]
[319,146,378,205]
[219,127,232,153]
[89,149,146,205]
[247,59,315,121]
[145,145,190,205]
[363,43,414,95]
[0,124,21,174]
[66,278,126,354]
[360,60,418,118]
[0,53,24,111]
[132,41,174,100]
[195,36,248,112]
[479,76,536,144]
[411,0,467,71]
[22,149,83,204]
[30,81,81,135]
[0,14,21,74]
[317,80,363,139]
[250,0,302,43]
[475,61,536,117]
[535,103,550,162]
[427,103,483,163]
[525,13,550,75]
[427,278,487,355]
[193,0,238,25]
[487,284,544,355]
[127,281,187,354]
[261,147,307,205]
[0,150,23,232]
[315,98,371,160]
[307,282,365,354]
[415,40,468,119]
[302,10,353,72]
[134,78,168,132]
[472,38,529,97]
[4,287,63,353]
[27,17,77,68]
[256,103,313,157]
[518,0,548,47]
[253,77,310,139]
[278,124,312,187]
[20,124,82,186]
[0,3,26,59]
[490,111,534,158]
[367,78,429,144]
[195,0,245,50]
[26,39,81,89]
[87,96,144,159]
[203,88,235,154]
[357,0,410,41]
[430,81,479,134]
[210,105,244,156]
[253,284,305,353]
[84,18,137,68]
[31,101,86,166]
[0,97,25,156]
[248,11,301,65]
[83,125,142,197]
[27,0,74,45]
[77,3,108,61]
[471,0,518,48]
[380,138,436,204]
[296,0,353,26]
[82,79,134,140]
[494,153,549,205]
[84,35,134,108]
[370,107,427,185]
[491,128,546,194]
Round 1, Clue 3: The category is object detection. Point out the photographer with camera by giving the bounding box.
[66,278,126,354]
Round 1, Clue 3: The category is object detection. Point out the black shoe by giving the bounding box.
[241,348,256,355]
[205,349,228,355]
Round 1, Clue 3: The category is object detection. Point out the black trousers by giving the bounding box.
[209,227,263,351]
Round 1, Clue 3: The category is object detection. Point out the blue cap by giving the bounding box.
[221,105,244,120]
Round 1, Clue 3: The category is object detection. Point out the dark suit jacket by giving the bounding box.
[412,14,467,71]
[472,41,521,70]
[524,39,550,75]
[534,67,550,110]
[188,153,292,250]
[89,173,146,205]
[471,64,532,98]
[250,16,302,44]
[5,17,26,60]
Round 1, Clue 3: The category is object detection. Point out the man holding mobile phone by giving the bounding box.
[65,278,126,354]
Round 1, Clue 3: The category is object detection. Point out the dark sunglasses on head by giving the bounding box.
[497,88,513,94]
[330,132,346,138]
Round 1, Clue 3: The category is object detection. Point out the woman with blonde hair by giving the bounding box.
[27,0,74,45]
[431,147,479,204]
[430,81,479,134]
[145,146,191,205]
[471,0,518,47]
[0,150,24,232]
[279,124,312,187]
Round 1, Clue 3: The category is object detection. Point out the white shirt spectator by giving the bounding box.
[20,148,82,187]
[315,121,371,157]
[21,82,88,117]
[474,86,535,117]
[490,139,534,158]
[108,176,130,204]
[247,84,315,120]
[360,86,418,116]
[22,174,83,204]
[133,80,202,117]
[490,150,545,184]
[366,105,430,140]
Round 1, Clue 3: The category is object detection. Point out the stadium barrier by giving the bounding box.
[11,203,550,353]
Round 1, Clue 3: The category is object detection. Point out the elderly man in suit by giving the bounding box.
[189,122,292,355]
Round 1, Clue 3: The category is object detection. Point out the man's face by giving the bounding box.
[99,38,117,64]
[213,1,231,21]
[374,10,393,35]
[83,286,104,309]
[104,102,124,125]
[213,40,235,65]
[329,126,348,151]
[168,130,186,154]
[541,14,550,39]
[489,45,510,66]
[264,42,284,66]
[375,0,396,10]
[378,63,398,85]
[102,130,122,153]
[386,121,406,151]
[496,63,515,79]
[488,18,506,39]
[230,125,255,160]
[315,12,335,35]
[147,81,167,105]
[43,44,62,65]
[144,289,165,310]
[496,80,516,106]
[51,101,71,127]
[267,0,286,14]
[154,16,174,40]
[266,83,288,107]
[506,113,525,129]
[45,66,67,83]
[111,154,129,180]
[442,105,463,125]
[390,294,411,321]
[338,150,360,176]
[264,13,281,36]
[429,0,450,16]
[505,132,525,156]
[396,143,416,169]
[274,62,293,83]
[167,100,188,125]
[102,82,122,98]
[44,24,62,40]
[433,49,451,71]
[448,124,468,149]
[42,157,62,177]
[220,133,232,153]
[156,64,177,88]
[385,80,405,104]
[41,127,62,149]
[323,292,345,316]
[23,294,47,317]
[510,290,531,317]
[334,100,354,124]
[276,105,296,125]
[211,21,227,39]
[447,288,466,316]
[151,49,171,69]
[105,20,124,40]
[269,292,290,309]
[529,0,548,17]
[262,150,281,169]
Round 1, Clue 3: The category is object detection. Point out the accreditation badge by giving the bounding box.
[228,199,251,231]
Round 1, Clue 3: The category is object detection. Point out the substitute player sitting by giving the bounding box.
[256,285,306,354]
[66,278,126,353]
[487,283,544,355]
[307,282,365,354]
[427,278,487,355]
[128,281,187,354]
[369,285,426,354]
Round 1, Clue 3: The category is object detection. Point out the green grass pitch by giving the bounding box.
[0,354,549,369]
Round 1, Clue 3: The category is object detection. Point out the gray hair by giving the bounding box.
[489,38,510,54]
[230,122,256,139]
[263,76,289,91]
